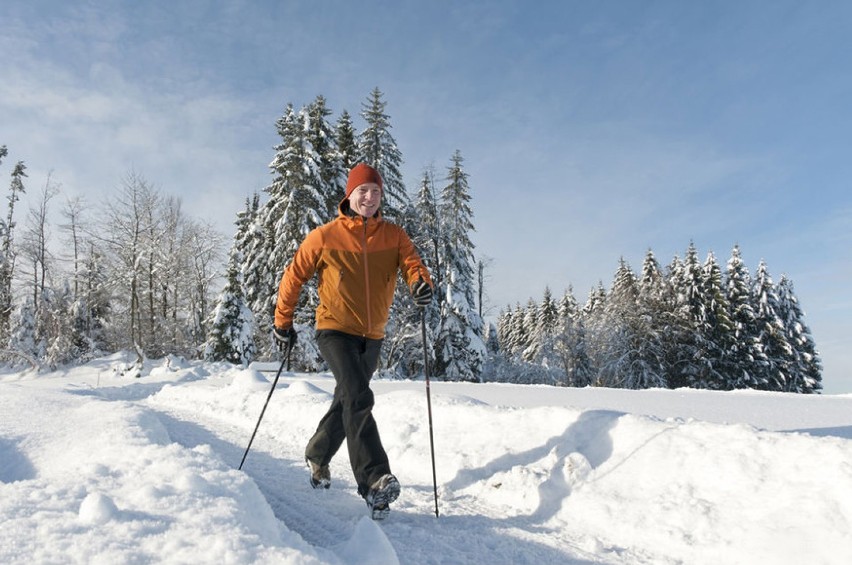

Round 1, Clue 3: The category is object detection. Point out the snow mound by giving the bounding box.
[333,516,399,565]
[78,492,119,525]
[281,380,328,397]
[228,368,274,391]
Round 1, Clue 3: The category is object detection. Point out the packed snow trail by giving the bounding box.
[144,368,615,564]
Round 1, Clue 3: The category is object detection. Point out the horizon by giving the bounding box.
[2,0,850,393]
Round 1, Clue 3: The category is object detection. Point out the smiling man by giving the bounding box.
[273,163,433,520]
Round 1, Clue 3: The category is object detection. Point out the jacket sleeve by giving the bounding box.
[398,228,433,289]
[274,229,322,328]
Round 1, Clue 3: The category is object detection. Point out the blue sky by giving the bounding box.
[2,0,851,393]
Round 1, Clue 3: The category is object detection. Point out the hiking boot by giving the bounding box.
[307,459,330,489]
[365,474,400,520]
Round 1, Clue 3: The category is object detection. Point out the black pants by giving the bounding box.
[305,329,390,496]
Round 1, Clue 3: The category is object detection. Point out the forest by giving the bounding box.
[0,88,821,392]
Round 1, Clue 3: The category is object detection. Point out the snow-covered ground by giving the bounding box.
[1,354,851,564]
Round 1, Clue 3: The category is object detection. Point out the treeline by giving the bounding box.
[2,90,823,393]
[493,244,822,393]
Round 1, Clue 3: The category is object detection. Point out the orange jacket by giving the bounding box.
[275,209,432,340]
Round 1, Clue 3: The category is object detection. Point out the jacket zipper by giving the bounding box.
[361,217,371,335]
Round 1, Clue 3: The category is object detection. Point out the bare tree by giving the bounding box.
[19,174,59,311]
[99,171,159,361]
[59,196,86,299]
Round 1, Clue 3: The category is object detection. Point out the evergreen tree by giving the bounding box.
[776,275,822,393]
[335,110,359,171]
[0,155,26,344]
[235,195,265,318]
[306,95,346,221]
[529,287,559,367]
[382,169,440,377]
[205,247,256,366]
[597,259,665,389]
[521,297,541,362]
[357,87,408,224]
[433,151,485,381]
[507,302,529,357]
[6,297,38,367]
[73,242,111,357]
[43,284,77,369]
[552,286,595,387]
[752,260,794,391]
[693,252,736,390]
[724,245,767,389]
[666,243,705,389]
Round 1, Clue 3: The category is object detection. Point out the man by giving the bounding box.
[273,163,433,520]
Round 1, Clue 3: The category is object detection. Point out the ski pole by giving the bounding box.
[238,341,292,470]
[421,311,439,517]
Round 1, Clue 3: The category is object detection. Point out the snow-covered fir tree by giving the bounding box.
[724,245,768,389]
[335,110,359,174]
[752,260,794,391]
[667,243,706,389]
[205,247,256,366]
[434,151,485,381]
[382,169,441,377]
[693,253,736,389]
[306,95,347,222]
[521,297,541,363]
[596,258,665,389]
[776,275,822,393]
[0,153,26,345]
[6,296,38,367]
[235,195,265,324]
[552,286,595,387]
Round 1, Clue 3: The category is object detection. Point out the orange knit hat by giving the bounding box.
[345,163,383,198]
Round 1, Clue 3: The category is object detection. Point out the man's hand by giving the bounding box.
[272,326,297,351]
[411,279,432,308]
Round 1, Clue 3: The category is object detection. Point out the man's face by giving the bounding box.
[349,182,382,217]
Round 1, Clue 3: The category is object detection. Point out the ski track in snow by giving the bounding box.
[142,388,619,565]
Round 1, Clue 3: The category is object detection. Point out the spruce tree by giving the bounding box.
[205,247,256,366]
[666,243,705,389]
[552,286,595,387]
[724,245,767,389]
[383,169,441,377]
[597,258,666,389]
[694,252,736,390]
[335,110,359,179]
[752,260,794,391]
[72,243,111,357]
[508,302,528,358]
[306,95,346,222]
[521,297,541,362]
[776,275,822,393]
[433,151,485,381]
[0,155,26,345]
[7,297,38,367]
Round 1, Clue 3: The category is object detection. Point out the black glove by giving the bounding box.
[272,326,297,351]
[411,279,432,307]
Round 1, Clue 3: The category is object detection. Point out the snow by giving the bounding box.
[1,355,851,564]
